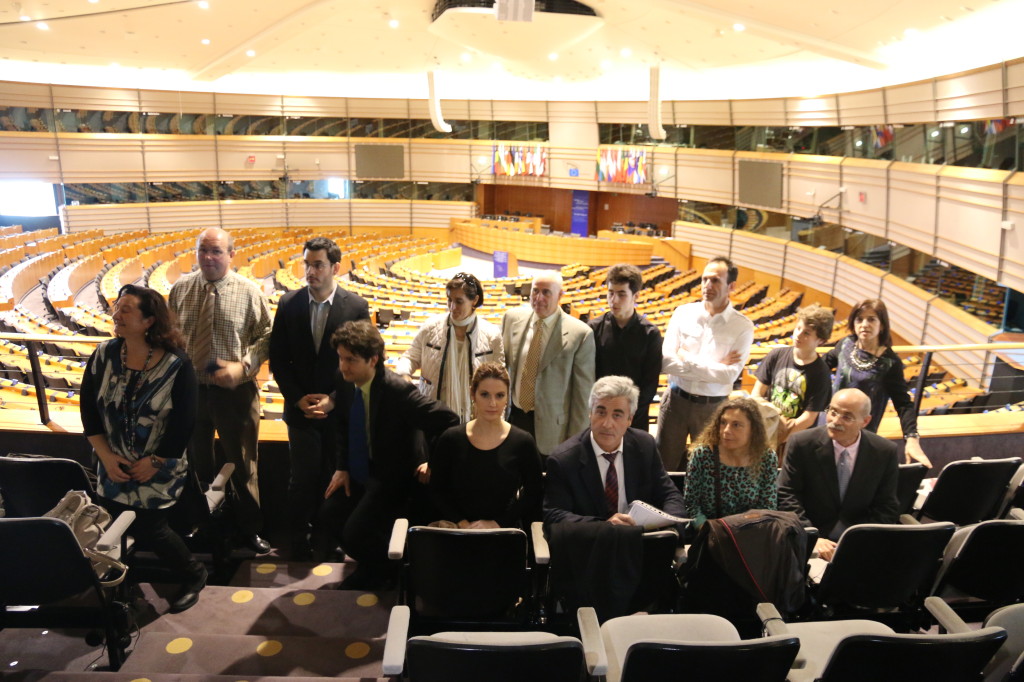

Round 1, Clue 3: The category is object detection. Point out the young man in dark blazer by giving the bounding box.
[319,320,459,589]
[777,387,899,561]
[268,236,369,559]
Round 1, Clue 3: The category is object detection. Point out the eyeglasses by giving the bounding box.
[826,407,858,423]
[304,260,331,271]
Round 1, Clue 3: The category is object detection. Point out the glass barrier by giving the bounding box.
[0,106,56,133]
[63,182,148,204]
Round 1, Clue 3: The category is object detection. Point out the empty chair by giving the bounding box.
[997,463,1024,519]
[907,457,1021,526]
[896,463,928,516]
[0,514,135,670]
[597,612,799,682]
[931,519,1024,607]
[389,520,531,632]
[923,597,1024,682]
[759,600,1007,682]
[382,604,589,682]
[0,454,94,516]
[812,522,955,626]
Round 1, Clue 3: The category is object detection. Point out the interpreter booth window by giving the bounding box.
[0,106,55,133]
[63,182,148,205]
[284,116,348,137]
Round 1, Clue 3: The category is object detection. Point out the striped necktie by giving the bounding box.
[603,451,620,516]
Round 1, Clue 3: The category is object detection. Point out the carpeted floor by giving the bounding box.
[0,560,392,681]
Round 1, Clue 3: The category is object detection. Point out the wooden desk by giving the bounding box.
[451,221,653,266]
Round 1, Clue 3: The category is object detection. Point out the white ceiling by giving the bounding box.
[1,0,1023,100]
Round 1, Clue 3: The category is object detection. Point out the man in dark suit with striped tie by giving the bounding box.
[543,376,684,527]
[318,320,459,589]
[269,236,369,559]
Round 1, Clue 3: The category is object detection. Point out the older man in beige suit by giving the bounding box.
[502,271,595,455]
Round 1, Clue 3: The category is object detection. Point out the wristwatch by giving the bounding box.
[150,455,161,468]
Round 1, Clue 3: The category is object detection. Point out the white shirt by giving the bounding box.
[661,301,754,397]
[513,311,559,406]
[591,433,627,514]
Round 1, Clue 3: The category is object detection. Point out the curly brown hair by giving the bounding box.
[693,396,772,473]
[116,284,185,351]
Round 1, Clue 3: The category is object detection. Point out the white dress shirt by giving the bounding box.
[661,301,754,397]
[591,433,627,514]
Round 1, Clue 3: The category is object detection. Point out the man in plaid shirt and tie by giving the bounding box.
[169,227,273,554]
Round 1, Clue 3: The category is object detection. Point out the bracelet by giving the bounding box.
[150,455,161,468]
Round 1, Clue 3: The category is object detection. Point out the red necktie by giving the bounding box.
[603,451,619,516]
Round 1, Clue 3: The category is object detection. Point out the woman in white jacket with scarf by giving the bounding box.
[396,273,504,423]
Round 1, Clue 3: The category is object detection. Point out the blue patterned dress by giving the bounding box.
[81,338,197,510]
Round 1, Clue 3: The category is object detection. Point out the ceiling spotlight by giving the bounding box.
[855,140,863,147]
[600,59,612,70]
[960,126,969,134]
[20,15,31,21]
[110,62,119,67]
[733,23,745,32]
[460,52,472,63]
[245,49,255,57]
[388,18,399,29]
[930,130,940,138]
[619,47,632,58]
[548,52,558,61]
[197,0,209,8]
[36,21,49,30]
[88,0,99,4]
[201,38,210,45]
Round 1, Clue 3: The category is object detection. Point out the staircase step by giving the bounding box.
[119,632,385,678]
[229,560,353,589]
[145,585,393,638]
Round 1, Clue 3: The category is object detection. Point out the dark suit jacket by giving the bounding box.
[776,425,899,533]
[269,285,369,425]
[543,427,686,526]
[334,368,459,484]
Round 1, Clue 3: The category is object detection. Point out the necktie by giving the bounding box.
[519,318,544,411]
[603,451,619,516]
[348,387,370,484]
[836,449,852,501]
[192,282,216,372]
[310,299,327,354]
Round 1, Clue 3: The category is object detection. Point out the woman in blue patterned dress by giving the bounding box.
[683,397,778,528]
[81,284,204,613]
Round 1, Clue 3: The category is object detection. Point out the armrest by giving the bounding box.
[577,607,607,676]
[756,602,790,637]
[531,521,549,565]
[388,518,409,560]
[1010,507,1024,521]
[381,605,410,676]
[900,513,922,525]
[95,510,135,555]
[925,597,972,634]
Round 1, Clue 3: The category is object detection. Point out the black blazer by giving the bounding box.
[268,285,369,424]
[334,368,459,484]
[777,425,899,532]
[543,427,686,526]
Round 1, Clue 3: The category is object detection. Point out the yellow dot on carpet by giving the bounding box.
[293,592,315,606]
[255,563,278,574]
[165,638,193,654]
[256,640,283,657]
[232,590,255,604]
[130,678,152,682]
[355,594,379,607]
[311,564,333,576]
[345,642,371,659]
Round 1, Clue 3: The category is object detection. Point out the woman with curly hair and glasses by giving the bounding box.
[682,396,778,529]
[396,272,503,422]
[80,284,205,612]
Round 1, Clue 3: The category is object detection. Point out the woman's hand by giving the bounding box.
[466,520,500,529]
[129,456,162,483]
[97,450,134,483]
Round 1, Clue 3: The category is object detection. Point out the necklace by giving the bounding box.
[848,341,880,372]
[120,341,155,455]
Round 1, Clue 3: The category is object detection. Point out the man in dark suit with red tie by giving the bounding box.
[543,376,684,526]
[319,320,459,589]
[268,236,369,559]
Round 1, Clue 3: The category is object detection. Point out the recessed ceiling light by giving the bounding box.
[201,38,210,45]
[620,47,632,58]
[19,15,31,21]
[855,140,863,147]
[36,22,49,30]
[110,62,119,67]
[197,0,209,8]
[930,130,940,138]
[548,52,558,61]
[460,52,472,63]
[89,0,99,3]
[388,18,399,29]
[733,23,745,32]
[960,126,969,134]
[245,49,255,57]
[600,59,612,70]
[903,28,919,38]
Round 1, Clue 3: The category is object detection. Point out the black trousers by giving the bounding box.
[98,495,200,580]
[285,416,337,541]
[316,476,413,572]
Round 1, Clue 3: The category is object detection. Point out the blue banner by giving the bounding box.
[494,250,509,278]
[571,190,590,237]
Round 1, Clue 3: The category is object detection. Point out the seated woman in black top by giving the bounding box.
[430,362,543,529]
